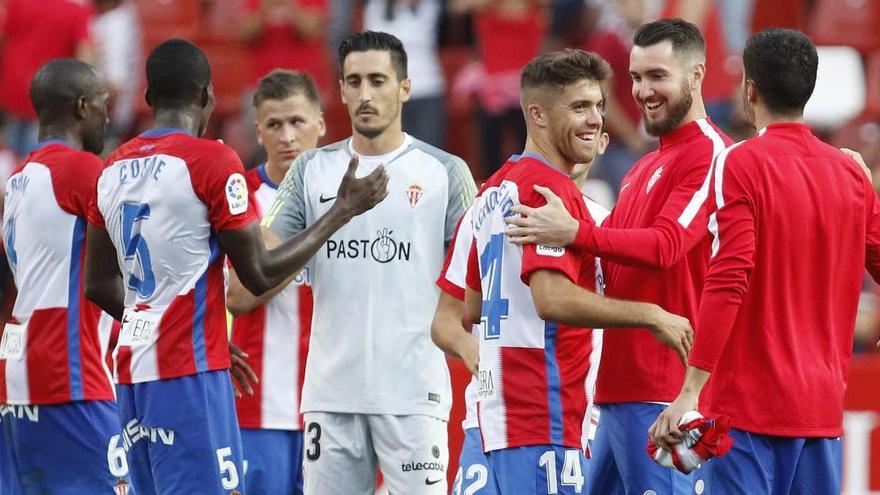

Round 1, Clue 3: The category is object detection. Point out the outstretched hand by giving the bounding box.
[335,155,389,219]
[506,185,579,247]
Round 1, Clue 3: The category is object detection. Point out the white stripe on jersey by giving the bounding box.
[677,119,728,228]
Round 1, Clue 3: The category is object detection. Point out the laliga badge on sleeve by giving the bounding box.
[118,308,162,347]
[0,321,26,360]
[536,244,565,257]
[225,173,249,215]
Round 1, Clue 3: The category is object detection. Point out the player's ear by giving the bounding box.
[598,132,610,154]
[527,103,547,128]
[690,62,706,89]
[399,77,412,103]
[317,113,327,138]
[76,94,88,120]
[254,120,263,146]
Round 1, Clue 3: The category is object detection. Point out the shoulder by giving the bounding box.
[297,139,349,171]
[407,138,467,169]
[243,166,264,191]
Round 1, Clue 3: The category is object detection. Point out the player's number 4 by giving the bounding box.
[538,450,584,494]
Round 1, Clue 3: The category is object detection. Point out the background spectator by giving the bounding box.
[0,0,94,157]
[364,0,447,148]
[92,0,142,149]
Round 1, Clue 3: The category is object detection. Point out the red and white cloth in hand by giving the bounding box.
[646,411,735,474]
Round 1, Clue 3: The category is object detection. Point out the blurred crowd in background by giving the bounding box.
[1,0,880,352]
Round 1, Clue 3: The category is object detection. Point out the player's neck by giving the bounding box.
[152,108,202,136]
[752,105,804,131]
[264,159,288,185]
[350,126,405,157]
[670,99,709,132]
[37,125,82,151]
[523,135,573,175]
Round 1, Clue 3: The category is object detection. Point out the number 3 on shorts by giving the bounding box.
[216,446,240,490]
[306,422,322,461]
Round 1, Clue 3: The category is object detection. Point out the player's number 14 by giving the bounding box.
[538,449,585,494]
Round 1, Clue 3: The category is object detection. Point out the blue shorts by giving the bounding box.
[487,444,589,495]
[116,370,244,495]
[701,428,842,495]
[589,402,697,495]
[453,427,497,495]
[0,400,131,495]
[240,428,303,495]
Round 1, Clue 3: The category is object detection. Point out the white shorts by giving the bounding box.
[302,412,449,494]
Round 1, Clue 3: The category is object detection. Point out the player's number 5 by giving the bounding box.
[216,446,240,490]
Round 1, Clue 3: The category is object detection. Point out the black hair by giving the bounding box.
[30,58,101,122]
[253,69,321,109]
[338,31,407,81]
[633,18,706,59]
[521,49,611,93]
[145,38,212,109]
[743,28,818,115]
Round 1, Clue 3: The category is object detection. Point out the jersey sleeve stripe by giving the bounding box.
[708,142,745,257]
[66,217,86,400]
[677,119,728,228]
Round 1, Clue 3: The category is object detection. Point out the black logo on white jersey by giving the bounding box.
[319,193,337,203]
[326,228,412,263]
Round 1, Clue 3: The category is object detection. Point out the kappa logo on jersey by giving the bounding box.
[225,173,249,215]
[646,166,663,193]
[0,404,39,422]
[325,227,412,263]
[120,417,176,451]
[407,183,423,208]
[536,244,565,257]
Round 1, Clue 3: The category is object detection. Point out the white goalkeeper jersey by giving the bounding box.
[264,134,476,419]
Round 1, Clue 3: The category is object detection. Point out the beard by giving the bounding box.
[643,82,694,137]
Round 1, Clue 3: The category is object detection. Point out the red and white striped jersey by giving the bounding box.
[0,142,114,404]
[88,129,257,384]
[439,198,610,452]
[464,153,599,452]
[231,165,312,430]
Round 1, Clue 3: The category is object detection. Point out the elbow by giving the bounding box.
[225,296,250,317]
[430,319,443,349]
[237,274,271,298]
[532,294,560,323]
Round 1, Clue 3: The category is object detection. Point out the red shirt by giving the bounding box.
[576,119,731,404]
[0,0,92,119]
[474,8,546,74]
[0,142,112,405]
[232,165,312,430]
[689,123,880,437]
[465,154,595,451]
[243,0,330,92]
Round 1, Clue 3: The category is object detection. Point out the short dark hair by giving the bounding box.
[30,58,101,122]
[253,69,321,109]
[145,39,211,109]
[743,28,818,115]
[633,18,706,59]
[338,31,407,81]
[521,49,612,94]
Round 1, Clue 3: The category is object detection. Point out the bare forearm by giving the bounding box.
[432,313,472,359]
[541,287,662,330]
[678,366,711,399]
[226,269,296,316]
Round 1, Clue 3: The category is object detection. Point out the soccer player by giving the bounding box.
[0,59,131,494]
[226,69,325,494]
[83,39,387,494]
[463,49,692,495]
[433,131,611,495]
[505,19,731,494]
[649,28,880,494]
[263,31,477,494]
